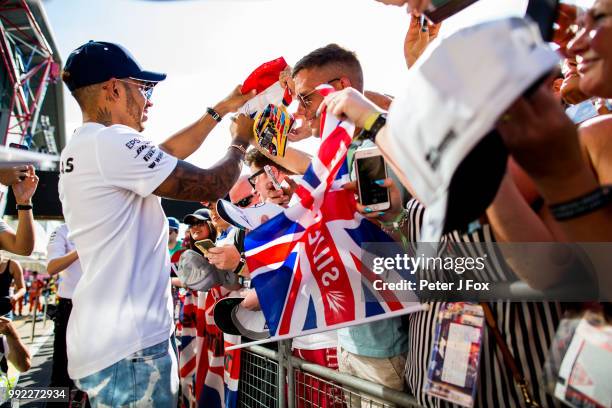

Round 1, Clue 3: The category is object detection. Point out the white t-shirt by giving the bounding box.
[292,331,338,351]
[215,226,238,247]
[46,224,82,299]
[58,123,178,379]
[0,220,10,234]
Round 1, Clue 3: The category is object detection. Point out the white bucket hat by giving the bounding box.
[386,17,560,241]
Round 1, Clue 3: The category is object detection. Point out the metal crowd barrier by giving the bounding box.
[238,346,280,408]
[238,342,423,408]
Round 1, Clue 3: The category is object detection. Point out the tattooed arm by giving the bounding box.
[154,116,252,201]
[153,147,246,201]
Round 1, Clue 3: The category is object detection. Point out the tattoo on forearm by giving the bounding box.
[153,149,243,201]
[96,107,113,126]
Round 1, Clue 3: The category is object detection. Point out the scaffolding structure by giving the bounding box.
[0,0,59,153]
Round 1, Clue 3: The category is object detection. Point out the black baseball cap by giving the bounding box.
[183,209,211,225]
[213,297,270,341]
[62,41,166,91]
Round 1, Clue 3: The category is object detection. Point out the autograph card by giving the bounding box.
[424,302,484,407]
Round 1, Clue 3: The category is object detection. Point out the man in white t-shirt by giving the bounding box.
[46,223,83,405]
[58,40,254,407]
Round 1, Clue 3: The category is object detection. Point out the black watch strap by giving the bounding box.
[232,257,246,275]
[357,113,387,142]
[16,203,33,211]
[367,112,387,135]
[549,185,612,221]
[206,107,222,122]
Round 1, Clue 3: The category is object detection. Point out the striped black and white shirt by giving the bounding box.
[402,199,563,408]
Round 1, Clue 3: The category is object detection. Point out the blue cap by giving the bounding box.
[167,217,180,231]
[62,41,166,91]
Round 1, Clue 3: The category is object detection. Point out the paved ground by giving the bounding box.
[6,313,55,407]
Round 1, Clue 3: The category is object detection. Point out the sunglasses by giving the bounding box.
[296,78,341,110]
[189,220,209,228]
[233,194,255,208]
[248,168,266,189]
[116,78,156,100]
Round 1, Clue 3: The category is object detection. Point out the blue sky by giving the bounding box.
[43,0,534,167]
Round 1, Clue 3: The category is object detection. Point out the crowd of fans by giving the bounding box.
[0,0,611,406]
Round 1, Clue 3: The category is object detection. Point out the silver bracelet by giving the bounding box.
[229,144,247,156]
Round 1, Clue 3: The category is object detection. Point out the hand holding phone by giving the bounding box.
[195,239,215,255]
[423,0,479,23]
[526,0,560,43]
[354,147,391,212]
[264,165,282,191]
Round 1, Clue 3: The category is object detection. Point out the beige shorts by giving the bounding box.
[337,346,406,408]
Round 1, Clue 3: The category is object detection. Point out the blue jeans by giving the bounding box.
[75,339,178,407]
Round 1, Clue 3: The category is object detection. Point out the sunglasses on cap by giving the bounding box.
[233,194,255,208]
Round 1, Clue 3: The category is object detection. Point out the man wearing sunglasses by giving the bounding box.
[286,43,409,399]
[229,175,260,209]
[59,41,254,407]
[200,177,259,276]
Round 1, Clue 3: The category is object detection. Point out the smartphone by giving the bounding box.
[423,0,479,24]
[264,165,282,191]
[354,147,391,212]
[195,239,215,254]
[525,0,560,42]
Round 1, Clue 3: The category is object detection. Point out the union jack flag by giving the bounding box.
[178,289,198,408]
[174,249,241,408]
[244,86,424,342]
[195,287,241,408]
[172,249,199,408]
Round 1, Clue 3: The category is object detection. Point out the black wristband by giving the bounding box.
[206,107,222,122]
[356,113,387,142]
[549,185,612,221]
[232,257,246,275]
[16,203,33,211]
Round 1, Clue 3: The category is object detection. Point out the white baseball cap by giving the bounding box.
[386,17,560,241]
[216,200,284,231]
